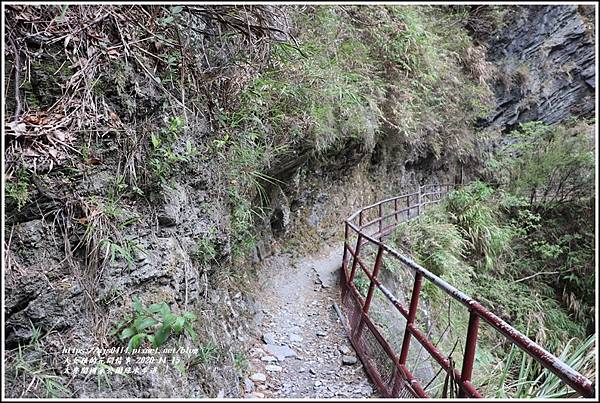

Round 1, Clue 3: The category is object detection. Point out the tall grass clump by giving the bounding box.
[223,6,384,158]
[487,119,595,206]
[369,6,494,162]
[444,181,514,270]
[396,168,592,393]
[222,5,496,185]
[394,207,477,315]
[394,208,473,284]
[491,334,595,398]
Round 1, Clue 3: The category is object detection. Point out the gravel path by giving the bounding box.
[243,245,377,398]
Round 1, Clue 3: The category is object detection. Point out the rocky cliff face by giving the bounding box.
[3,4,595,399]
[482,5,595,132]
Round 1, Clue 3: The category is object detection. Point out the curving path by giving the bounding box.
[242,183,593,399]
[243,245,377,398]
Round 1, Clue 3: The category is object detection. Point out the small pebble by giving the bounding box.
[265,364,283,372]
[261,355,278,362]
[244,378,255,393]
[250,373,267,383]
[289,333,303,342]
[262,333,276,345]
[342,355,358,365]
[338,345,351,355]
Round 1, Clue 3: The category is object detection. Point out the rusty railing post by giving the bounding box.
[362,244,384,313]
[359,210,364,229]
[394,198,399,223]
[378,203,383,235]
[342,221,350,273]
[348,233,363,284]
[354,244,384,339]
[399,272,423,365]
[459,311,480,397]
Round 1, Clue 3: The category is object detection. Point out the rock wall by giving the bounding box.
[3,4,595,398]
[482,5,595,132]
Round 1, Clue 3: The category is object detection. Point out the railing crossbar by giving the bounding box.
[340,183,594,398]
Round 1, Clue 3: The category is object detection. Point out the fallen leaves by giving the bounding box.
[109,111,121,125]
[22,112,50,125]
[106,47,122,59]
[86,157,103,166]
[4,110,75,174]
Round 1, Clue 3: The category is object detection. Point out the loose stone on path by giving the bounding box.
[263,344,297,361]
[248,246,376,398]
[250,373,267,383]
[262,333,276,345]
[342,355,358,365]
[265,364,283,372]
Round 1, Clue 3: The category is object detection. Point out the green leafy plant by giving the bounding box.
[495,335,595,398]
[148,116,197,185]
[111,297,197,351]
[6,323,72,398]
[99,238,141,270]
[95,362,127,390]
[158,5,183,26]
[396,208,470,278]
[444,182,513,269]
[195,341,218,365]
[191,236,218,267]
[5,169,31,210]
[234,352,249,372]
[498,120,595,206]
[227,189,261,259]
[352,267,370,297]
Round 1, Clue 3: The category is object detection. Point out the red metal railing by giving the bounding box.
[340,183,595,398]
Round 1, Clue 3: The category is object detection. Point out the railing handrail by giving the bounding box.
[341,183,595,398]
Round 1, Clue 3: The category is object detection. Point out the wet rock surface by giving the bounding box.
[245,245,377,398]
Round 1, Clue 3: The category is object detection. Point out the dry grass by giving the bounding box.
[4,5,298,182]
[460,44,497,86]
[4,3,299,345]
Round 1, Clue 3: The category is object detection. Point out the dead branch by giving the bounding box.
[9,36,22,123]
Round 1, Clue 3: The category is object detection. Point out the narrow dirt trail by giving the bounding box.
[243,245,376,398]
